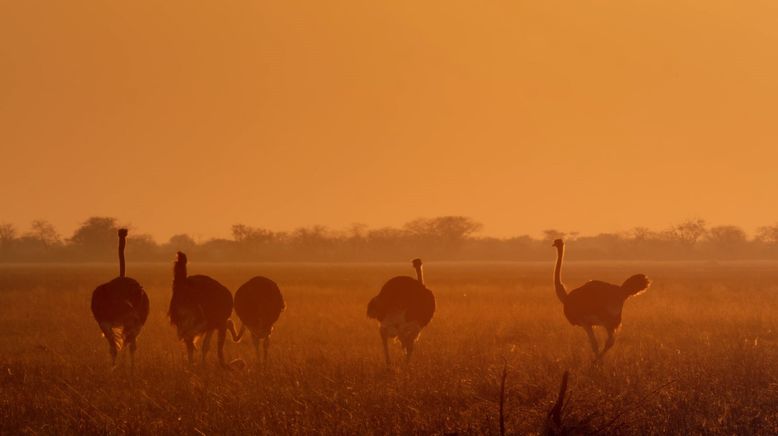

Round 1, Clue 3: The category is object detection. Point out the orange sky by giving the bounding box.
[1,1,777,241]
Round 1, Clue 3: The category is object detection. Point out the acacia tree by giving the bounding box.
[68,217,119,259]
[166,234,198,252]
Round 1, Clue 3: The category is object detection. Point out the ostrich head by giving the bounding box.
[552,239,564,248]
[118,228,128,239]
[411,258,424,285]
[176,251,188,264]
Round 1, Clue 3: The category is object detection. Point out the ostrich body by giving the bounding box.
[91,229,150,367]
[233,276,286,362]
[367,258,436,365]
[552,239,650,360]
[168,252,237,366]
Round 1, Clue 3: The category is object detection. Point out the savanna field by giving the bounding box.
[2,261,778,435]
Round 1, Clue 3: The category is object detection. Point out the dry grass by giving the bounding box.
[2,261,778,435]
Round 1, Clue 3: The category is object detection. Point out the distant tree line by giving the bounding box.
[2,216,778,262]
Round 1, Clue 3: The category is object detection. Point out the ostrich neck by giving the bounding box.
[415,266,425,286]
[173,263,187,287]
[118,237,126,278]
[554,246,566,294]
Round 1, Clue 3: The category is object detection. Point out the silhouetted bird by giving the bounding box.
[168,252,238,367]
[91,229,149,368]
[552,239,650,360]
[233,276,286,362]
[367,258,436,365]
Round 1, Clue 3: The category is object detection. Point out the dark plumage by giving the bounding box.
[91,229,149,367]
[234,276,286,361]
[553,239,650,360]
[168,252,237,366]
[367,258,436,365]
[367,277,435,328]
[562,276,649,330]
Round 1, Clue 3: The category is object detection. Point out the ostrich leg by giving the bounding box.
[600,328,616,358]
[252,333,261,360]
[380,328,390,366]
[100,324,118,366]
[216,327,227,367]
[185,339,195,365]
[583,325,600,357]
[201,330,214,365]
[402,337,414,363]
[129,339,137,372]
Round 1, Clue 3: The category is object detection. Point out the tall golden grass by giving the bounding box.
[1,262,777,434]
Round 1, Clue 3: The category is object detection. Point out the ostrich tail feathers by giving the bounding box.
[105,327,125,351]
[622,274,651,296]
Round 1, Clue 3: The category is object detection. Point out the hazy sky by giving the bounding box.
[1,1,777,241]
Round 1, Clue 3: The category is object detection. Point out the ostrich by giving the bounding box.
[233,276,286,362]
[367,258,436,365]
[91,229,150,367]
[168,251,238,367]
[552,239,650,360]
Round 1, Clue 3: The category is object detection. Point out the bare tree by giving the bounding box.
[756,224,778,245]
[670,219,707,246]
[27,220,61,247]
[0,223,17,245]
[0,223,17,260]
[232,224,274,244]
[292,226,330,247]
[405,216,482,243]
[632,227,656,241]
